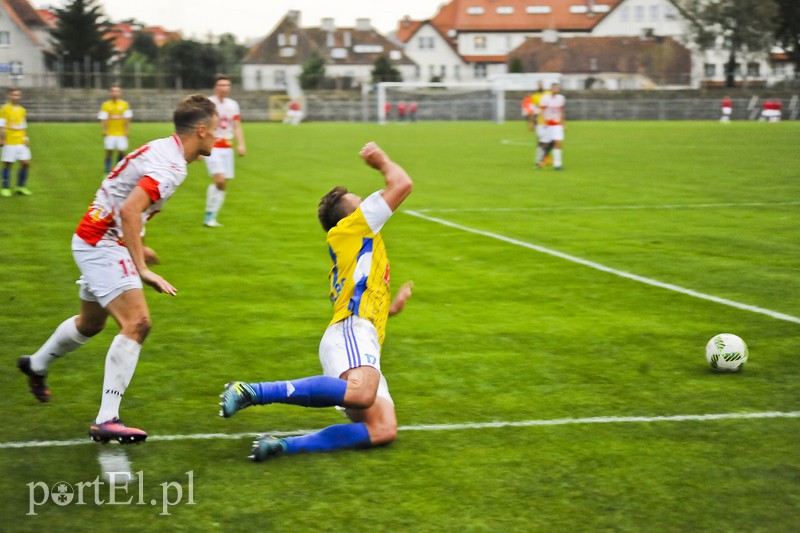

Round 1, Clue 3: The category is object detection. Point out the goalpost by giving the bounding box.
[375,74,561,124]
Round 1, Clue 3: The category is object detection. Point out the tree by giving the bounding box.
[216,33,248,77]
[673,0,779,87]
[775,0,800,75]
[162,39,222,89]
[130,31,159,62]
[49,0,114,87]
[121,51,156,88]
[371,55,402,83]
[509,56,524,73]
[300,52,326,89]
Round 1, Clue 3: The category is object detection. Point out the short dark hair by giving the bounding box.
[173,94,216,134]
[8,87,20,94]
[318,186,350,232]
[215,74,231,83]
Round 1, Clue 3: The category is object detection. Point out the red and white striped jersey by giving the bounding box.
[209,95,240,148]
[75,135,187,247]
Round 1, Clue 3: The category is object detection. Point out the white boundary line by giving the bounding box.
[413,201,800,213]
[1,411,797,450]
[404,210,800,325]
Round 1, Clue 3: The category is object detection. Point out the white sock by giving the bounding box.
[30,316,89,374]
[96,335,141,424]
[554,149,563,168]
[536,146,544,164]
[205,185,226,219]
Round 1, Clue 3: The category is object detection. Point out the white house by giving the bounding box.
[242,11,416,91]
[0,0,53,87]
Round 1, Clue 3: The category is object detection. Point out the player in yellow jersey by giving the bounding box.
[219,142,414,461]
[0,88,31,196]
[98,85,133,173]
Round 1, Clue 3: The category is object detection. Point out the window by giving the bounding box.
[526,6,551,14]
[274,70,286,87]
[634,5,644,22]
[418,36,435,50]
[590,58,598,71]
[331,48,347,59]
[440,65,446,78]
[704,63,716,77]
[474,63,487,78]
[0,32,9,47]
[290,34,298,46]
[619,6,630,22]
[649,5,659,21]
[454,64,461,80]
[474,36,487,50]
[429,65,435,78]
[496,6,514,15]
[390,50,402,60]
[570,5,588,13]
[277,33,286,46]
[664,4,678,20]
[255,70,262,89]
[747,62,760,77]
[344,32,351,47]
[467,7,484,15]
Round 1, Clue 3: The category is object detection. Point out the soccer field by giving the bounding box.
[1,120,799,531]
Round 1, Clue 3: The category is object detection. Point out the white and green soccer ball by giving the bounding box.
[705,333,748,372]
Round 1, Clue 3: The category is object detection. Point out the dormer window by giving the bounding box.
[497,6,514,14]
[467,7,484,15]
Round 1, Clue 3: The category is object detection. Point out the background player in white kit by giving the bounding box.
[204,74,246,227]
[17,94,218,444]
[537,83,566,171]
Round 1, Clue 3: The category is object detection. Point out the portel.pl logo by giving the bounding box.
[27,471,195,516]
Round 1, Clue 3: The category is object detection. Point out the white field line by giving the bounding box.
[404,210,800,325]
[412,201,800,214]
[1,411,797,450]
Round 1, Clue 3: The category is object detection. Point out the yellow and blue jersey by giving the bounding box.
[98,99,132,136]
[0,103,27,145]
[326,192,393,344]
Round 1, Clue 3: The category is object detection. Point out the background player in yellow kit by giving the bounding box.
[98,84,133,174]
[0,88,31,196]
[219,142,414,461]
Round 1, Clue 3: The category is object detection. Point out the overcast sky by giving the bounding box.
[37,0,444,43]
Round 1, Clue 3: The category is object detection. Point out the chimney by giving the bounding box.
[287,10,300,25]
[321,17,335,32]
[355,18,371,31]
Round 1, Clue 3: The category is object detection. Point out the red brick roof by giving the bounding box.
[397,0,623,39]
[512,35,690,84]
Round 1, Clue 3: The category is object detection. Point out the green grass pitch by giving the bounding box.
[1,119,799,531]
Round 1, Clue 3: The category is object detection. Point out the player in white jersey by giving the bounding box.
[204,74,246,227]
[17,95,218,444]
[537,83,566,171]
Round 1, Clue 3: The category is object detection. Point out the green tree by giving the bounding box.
[673,0,779,87]
[300,52,326,89]
[775,0,800,75]
[509,56,524,73]
[130,31,159,62]
[216,33,248,77]
[162,39,223,89]
[48,0,114,87]
[371,55,402,83]
[121,51,156,88]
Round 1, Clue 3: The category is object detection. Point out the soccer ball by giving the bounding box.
[705,333,748,372]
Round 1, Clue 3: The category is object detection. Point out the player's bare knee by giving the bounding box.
[76,317,106,337]
[367,419,397,445]
[123,315,151,342]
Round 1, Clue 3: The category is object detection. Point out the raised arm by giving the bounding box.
[359,142,412,212]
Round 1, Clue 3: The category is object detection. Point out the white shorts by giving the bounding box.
[319,315,393,404]
[72,235,143,308]
[104,136,129,152]
[721,108,732,116]
[2,144,30,163]
[545,124,565,142]
[205,147,235,179]
[535,124,546,140]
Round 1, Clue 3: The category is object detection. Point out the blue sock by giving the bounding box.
[104,157,112,173]
[16,166,27,187]
[251,376,347,407]
[283,423,371,454]
[2,167,9,188]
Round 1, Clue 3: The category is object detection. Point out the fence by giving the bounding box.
[15,89,800,122]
